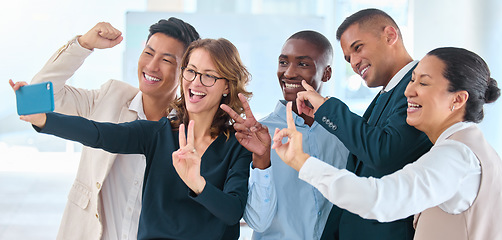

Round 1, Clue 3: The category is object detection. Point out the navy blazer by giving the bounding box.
[316,65,432,240]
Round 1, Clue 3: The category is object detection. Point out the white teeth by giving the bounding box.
[360,66,369,76]
[408,103,421,108]
[145,74,160,82]
[284,83,301,89]
[190,89,206,96]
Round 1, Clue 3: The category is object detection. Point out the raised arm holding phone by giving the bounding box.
[11,38,254,239]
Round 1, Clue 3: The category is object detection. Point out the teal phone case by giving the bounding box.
[15,82,55,115]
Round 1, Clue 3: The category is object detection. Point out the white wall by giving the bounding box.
[412,0,502,155]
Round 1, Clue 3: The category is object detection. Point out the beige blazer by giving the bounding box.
[414,125,502,240]
[31,37,139,240]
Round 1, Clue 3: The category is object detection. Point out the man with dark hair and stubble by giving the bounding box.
[291,9,433,240]
[30,18,199,240]
[222,30,349,239]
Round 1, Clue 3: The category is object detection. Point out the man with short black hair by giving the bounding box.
[293,8,432,240]
[31,18,199,240]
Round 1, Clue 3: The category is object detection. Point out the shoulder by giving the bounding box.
[101,80,139,97]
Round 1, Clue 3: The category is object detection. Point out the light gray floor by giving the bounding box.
[0,149,253,239]
[0,172,73,239]
[0,150,78,240]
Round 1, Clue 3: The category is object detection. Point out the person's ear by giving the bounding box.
[452,90,469,111]
[223,83,230,96]
[383,26,399,45]
[322,65,332,83]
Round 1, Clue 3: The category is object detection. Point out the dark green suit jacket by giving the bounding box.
[316,65,433,240]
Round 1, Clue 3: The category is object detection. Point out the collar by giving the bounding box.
[437,121,475,144]
[382,60,418,92]
[275,100,306,126]
[129,92,147,120]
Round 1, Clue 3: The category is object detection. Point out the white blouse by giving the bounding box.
[299,122,481,222]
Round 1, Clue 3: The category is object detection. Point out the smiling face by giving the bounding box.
[277,38,329,102]
[404,55,458,136]
[137,33,186,101]
[182,48,229,117]
[339,24,396,88]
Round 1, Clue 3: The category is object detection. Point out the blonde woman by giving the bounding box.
[11,38,252,240]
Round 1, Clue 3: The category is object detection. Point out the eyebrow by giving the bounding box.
[187,64,219,74]
[344,40,362,62]
[146,45,176,59]
[279,54,313,61]
[412,71,432,79]
[349,40,361,50]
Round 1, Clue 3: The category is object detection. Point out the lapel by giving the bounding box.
[118,100,139,123]
[362,93,380,122]
[367,90,393,125]
[349,65,416,173]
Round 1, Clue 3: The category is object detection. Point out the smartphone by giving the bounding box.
[15,81,55,115]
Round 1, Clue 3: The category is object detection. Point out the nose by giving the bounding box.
[404,80,416,98]
[283,64,297,79]
[146,57,160,72]
[350,54,361,74]
[189,73,204,87]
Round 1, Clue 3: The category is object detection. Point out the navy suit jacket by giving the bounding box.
[316,65,432,240]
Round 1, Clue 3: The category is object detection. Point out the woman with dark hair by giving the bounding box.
[273,47,501,239]
[11,38,252,240]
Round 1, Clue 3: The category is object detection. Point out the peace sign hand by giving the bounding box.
[172,120,206,194]
[220,93,271,169]
[272,102,310,171]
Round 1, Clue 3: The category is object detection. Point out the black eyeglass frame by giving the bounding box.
[181,67,228,87]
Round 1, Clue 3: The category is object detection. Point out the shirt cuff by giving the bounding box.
[249,162,273,187]
[72,35,94,53]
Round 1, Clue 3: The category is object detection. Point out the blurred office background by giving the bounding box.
[0,0,500,239]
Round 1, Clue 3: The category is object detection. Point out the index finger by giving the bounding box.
[301,80,316,92]
[220,104,244,124]
[286,102,296,131]
[179,123,186,148]
[238,93,257,124]
[187,120,195,147]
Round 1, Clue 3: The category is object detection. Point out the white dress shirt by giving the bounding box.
[382,60,419,92]
[299,121,480,223]
[101,92,146,240]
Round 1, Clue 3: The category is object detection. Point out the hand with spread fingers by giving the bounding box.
[220,93,271,169]
[272,102,310,172]
[296,80,327,117]
[172,120,206,195]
